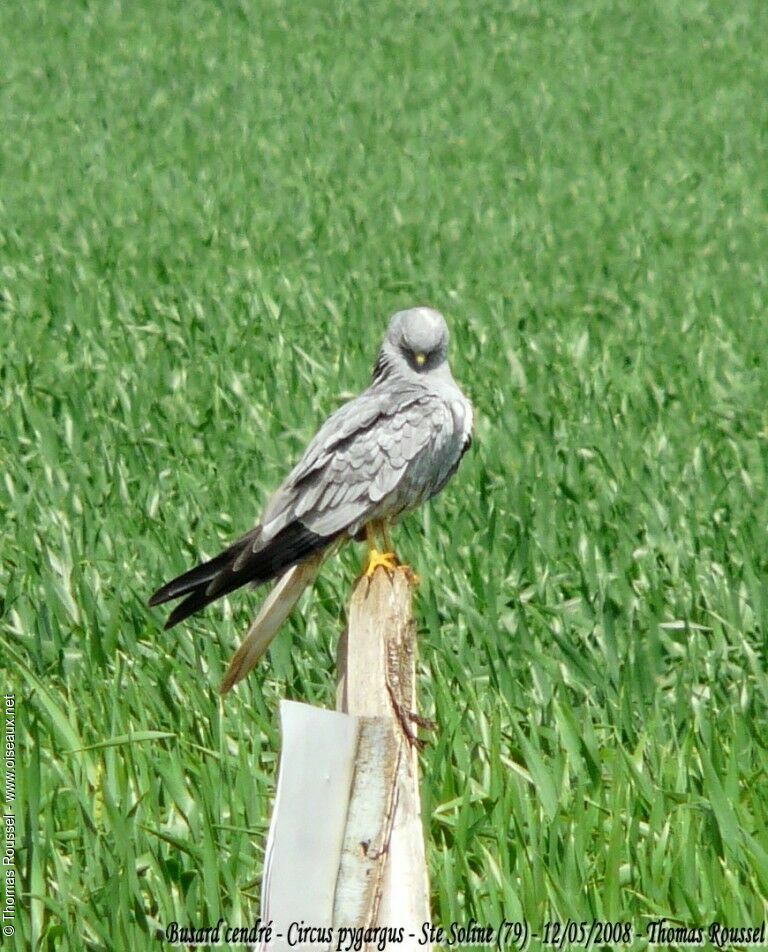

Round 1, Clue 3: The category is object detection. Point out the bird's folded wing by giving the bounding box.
[255,391,457,541]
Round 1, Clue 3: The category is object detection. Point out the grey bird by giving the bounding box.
[149,306,473,693]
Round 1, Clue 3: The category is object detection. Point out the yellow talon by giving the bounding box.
[364,548,399,577]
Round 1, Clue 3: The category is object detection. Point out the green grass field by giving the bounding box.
[3,0,768,948]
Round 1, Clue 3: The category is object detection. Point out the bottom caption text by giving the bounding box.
[164,917,768,949]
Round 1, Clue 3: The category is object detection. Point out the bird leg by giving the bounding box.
[363,521,398,576]
[380,521,394,553]
[361,521,422,583]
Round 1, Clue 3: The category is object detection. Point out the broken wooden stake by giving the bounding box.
[335,568,430,935]
[258,567,430,951]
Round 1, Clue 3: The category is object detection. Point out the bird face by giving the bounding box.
[388,307,449,373]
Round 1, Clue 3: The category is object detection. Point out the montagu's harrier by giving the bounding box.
[149,306,473,692]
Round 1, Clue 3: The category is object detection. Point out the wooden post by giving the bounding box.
[256,567,430,951]
[334,568,430,941]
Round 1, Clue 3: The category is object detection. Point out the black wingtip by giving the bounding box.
[146,531,259,612]
[150,521,335,628]
[162,587,212,629]
[148,579,187,607]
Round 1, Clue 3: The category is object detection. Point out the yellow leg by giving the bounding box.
[363,522,398,577]
[381,521,394,553]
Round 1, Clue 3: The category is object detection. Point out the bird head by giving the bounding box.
[375,307,450,379]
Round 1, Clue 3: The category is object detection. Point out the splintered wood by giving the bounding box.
[334,568,430,940]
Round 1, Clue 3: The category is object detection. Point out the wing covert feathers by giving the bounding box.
[150,379,472,631]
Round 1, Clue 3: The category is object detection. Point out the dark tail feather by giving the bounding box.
[154,521,334,629]
[148,531,257,607]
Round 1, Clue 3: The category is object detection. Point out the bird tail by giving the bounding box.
[219,553,323,694]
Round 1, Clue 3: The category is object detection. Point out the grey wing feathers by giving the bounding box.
[259,384,423,538]
[149,381,469,629]
[262,387,462,539]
